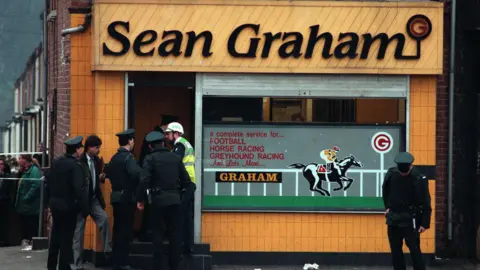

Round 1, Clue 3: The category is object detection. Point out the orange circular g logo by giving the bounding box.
[406,14,432,41]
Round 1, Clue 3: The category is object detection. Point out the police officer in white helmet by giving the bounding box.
[165,122,197,257]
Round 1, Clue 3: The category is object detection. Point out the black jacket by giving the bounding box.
[138,125,164,167]
[137,146,195,207]
[46,154,89,215]
[79,153,106,209]
[105,148,142,204]
[382,167,432,229]
[0,172,13,201]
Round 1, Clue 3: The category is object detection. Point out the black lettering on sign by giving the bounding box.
[102,15,432,61]
[103,21,131,56]
[215,172,282,183]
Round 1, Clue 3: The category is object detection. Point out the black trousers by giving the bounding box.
[0,200,10,245]
[112,203,136,269]
[152,204,181,270]
[387,225,426,270]
[19,214,39,241]
[180,194,194,254]
[139,203,153,241]
[47,210,77,270]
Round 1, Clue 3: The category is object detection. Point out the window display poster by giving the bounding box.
[202,124,403,212]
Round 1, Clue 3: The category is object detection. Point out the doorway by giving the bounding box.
[128,72,196,159]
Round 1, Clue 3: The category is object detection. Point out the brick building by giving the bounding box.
[2,43,46,160]
[33,0,480,266]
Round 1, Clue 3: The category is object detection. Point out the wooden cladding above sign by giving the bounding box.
[93,0,443,75]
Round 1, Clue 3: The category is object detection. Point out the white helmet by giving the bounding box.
[165,122,184,134]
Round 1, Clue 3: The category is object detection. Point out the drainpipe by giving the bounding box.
[61,13,92,37]
[61,0,93,37]
[447,0,457,241]
[38,0,49,238]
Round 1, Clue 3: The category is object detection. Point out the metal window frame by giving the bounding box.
[193,72,411,242]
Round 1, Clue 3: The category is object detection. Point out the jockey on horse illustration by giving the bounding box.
[318,146,342,182]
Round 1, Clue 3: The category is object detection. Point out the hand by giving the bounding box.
[385,208,390,216]
[137,202,144,211]
[99,173,106,182]
[418,226,427,233]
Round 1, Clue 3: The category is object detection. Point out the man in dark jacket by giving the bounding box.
[137,114,178,241]
[137,131,195,270]
[382,152,432,270]
[106,129,143,270]
[47,136,89,270]
[73,135,111,270]
[0,158,12,246]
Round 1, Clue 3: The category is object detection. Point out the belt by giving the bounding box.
[112,189,134,194]
[390,205,414,212]
[151,188,180,194]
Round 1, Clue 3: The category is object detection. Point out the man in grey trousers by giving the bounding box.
[73,135,112,269]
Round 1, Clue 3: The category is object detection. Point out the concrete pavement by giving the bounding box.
[0,246,477,270]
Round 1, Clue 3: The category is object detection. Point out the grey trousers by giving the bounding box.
[72,198,111,269]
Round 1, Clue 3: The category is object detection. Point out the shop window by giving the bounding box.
[202,95,406,212]
[203,97,263,122]
[204,97,405,124]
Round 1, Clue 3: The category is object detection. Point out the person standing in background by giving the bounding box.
[15,154,42,251]
[33,142,49,169]
[0,157,13,246]
[73,135,112,270]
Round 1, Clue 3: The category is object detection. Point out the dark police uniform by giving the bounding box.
[137,131,194,270]
[382,152,432,270]
[171,142,195,255]
[137,114,178,241]
[47,136,89,270]
[105,129,143,270]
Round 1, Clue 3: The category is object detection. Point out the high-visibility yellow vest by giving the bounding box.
[177,137,196,184]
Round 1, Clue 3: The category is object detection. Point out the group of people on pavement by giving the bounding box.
[0,148,45,251]
[46,115,196,270]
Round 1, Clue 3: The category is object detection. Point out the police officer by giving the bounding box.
[137,114,178,241]
[106,129,143,270]
[136,131,195,270]
[47,136,89,270]
[165,122,196,256]
[382,152,432,270]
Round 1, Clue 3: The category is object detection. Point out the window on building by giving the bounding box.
[203,97,405,124]
[19,82,23,113]
[48,0,57,11]
[14,89,19,114]
[35,57,40,102]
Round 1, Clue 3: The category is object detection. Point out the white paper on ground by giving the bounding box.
[303,263,319,270]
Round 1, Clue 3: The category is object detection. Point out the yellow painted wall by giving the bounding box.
[71,5,439,254]
[70,14,124,251]
[93,0,443,75]
[200,76,437,254]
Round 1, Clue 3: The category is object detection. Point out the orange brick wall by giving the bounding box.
[409,76,436,165]
[200,76,437,254]
[69,14,96,251]
[92,72,124,251]
[69,12,437,253]
[70,14,124,251]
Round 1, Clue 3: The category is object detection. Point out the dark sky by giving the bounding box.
[0,0,44,126]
